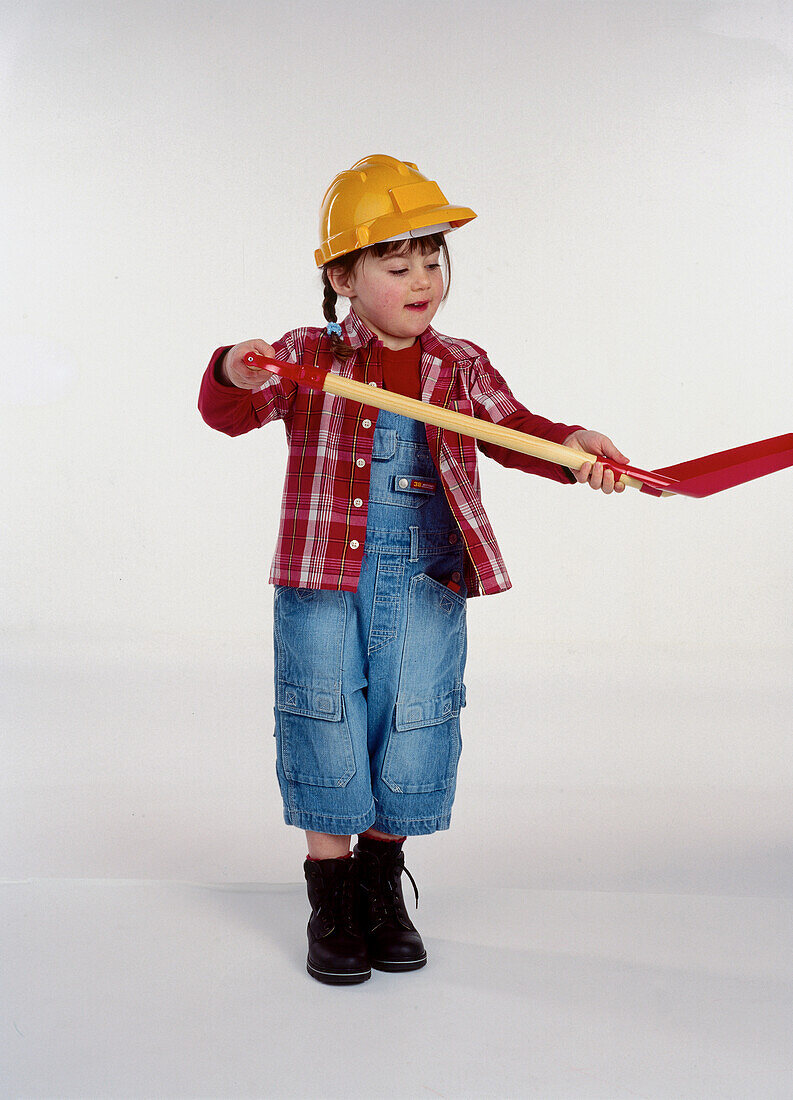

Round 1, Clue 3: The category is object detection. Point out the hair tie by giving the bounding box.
[326,322,342,337]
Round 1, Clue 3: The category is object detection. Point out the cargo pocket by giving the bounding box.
[381,571,467,794]
[273,585,355,788]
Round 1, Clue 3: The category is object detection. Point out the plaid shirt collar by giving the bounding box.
[339,308,376,350]
[339,308,457,364]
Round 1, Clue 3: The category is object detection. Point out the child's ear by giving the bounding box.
[327,265,354,299]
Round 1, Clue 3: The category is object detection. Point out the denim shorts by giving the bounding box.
[272,528,468,836]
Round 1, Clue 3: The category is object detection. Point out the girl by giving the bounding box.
[198,154,628,986]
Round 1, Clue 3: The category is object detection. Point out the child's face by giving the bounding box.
[330,247,444,350]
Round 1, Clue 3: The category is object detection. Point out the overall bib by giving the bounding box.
[273,410,468,836]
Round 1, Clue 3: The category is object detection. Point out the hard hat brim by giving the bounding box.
[378,222,453,244]
[315,205,476,267]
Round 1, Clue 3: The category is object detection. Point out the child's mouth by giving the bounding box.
[405,301,429,312]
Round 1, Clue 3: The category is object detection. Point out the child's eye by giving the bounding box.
[389,269,408,276]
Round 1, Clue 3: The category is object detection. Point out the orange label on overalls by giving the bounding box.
[410,478,436,492]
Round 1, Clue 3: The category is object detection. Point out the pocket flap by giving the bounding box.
[393,475,437,494]
[277,681,342,721]
[372,428,397,459]
[395,685,463,731]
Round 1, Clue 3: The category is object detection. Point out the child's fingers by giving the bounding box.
[251,342,277,360]
[575,460,625,494]
[225,340,278,388]
[600,436,630,464]
[230,340,276,367]
[242,364,274,387]
[588,462,604,491]
[245,343,277,378]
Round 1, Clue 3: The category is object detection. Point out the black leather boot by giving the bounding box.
[353,835,427,972]
[303,855,371,985]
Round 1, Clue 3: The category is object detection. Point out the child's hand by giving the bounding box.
[222,340,278,389]
[563,430,630,494]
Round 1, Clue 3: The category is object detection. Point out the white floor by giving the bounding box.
[4,628,792,1097]
[4,877,793,1099]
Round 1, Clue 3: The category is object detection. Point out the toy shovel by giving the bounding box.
[243,352,793,499]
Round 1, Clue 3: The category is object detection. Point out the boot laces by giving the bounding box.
[402,863,420,910]
[366,851,419,923]
[327,863,359,935]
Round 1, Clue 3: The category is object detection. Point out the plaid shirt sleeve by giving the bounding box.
[469,353,584,484]
[197,336,298,436]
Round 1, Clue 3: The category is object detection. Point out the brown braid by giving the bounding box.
[321,270,356,361]
[320,234,451,362]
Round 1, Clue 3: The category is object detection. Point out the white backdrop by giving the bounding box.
[3,0,792,889]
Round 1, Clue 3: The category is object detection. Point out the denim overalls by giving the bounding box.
[273,408,468,836]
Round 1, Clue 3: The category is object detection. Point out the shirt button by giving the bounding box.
[368,381,378,387]
[448,532,458,545]
[353,498,363,508]
[349,539,360,550]
[398,478,409,488]
[362,419,372,428]
[356,458,366,468]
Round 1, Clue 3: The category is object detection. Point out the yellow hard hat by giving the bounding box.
[315,154,477,267]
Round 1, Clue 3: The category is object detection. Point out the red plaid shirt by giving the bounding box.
[198,309,582,597]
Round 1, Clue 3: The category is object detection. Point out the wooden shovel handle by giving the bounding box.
[244,352,658,491]
[325,373,647,489]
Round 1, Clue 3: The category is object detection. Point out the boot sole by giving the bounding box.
[370,954,427,973]
[307,961,371,985]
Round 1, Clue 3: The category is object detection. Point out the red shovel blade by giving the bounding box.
[649,433,793,498]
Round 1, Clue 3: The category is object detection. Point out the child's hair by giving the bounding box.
[321,233,451,361]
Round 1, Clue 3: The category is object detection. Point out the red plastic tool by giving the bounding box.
[242,352,793,499]
[606,435,793,498]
